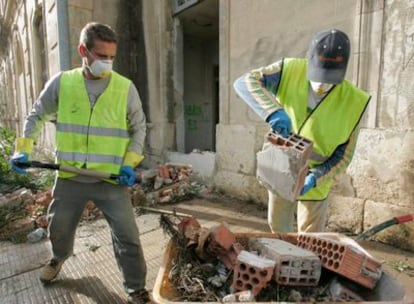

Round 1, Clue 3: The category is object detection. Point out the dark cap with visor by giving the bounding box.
[307,29,350,84]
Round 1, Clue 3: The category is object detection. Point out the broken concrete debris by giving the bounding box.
[222,290,255,302]
[256,132,313,201]
[167,216,384,302]
[132,163,200,206]
[0,162,199,243]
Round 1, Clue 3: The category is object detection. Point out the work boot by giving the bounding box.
[39,259,65,283]
[127,289,152,304]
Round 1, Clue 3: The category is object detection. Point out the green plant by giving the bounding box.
[0,127,14,172]
[0,127,53,192]
[387,261,414,277]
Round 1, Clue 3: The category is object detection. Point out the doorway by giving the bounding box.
[173,0,219,153]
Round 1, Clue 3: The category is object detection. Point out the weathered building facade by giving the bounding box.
[1,0,413,250]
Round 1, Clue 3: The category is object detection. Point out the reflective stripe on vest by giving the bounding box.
[277,58,370,200]
[56,68,131,180]
[56,123,129,138]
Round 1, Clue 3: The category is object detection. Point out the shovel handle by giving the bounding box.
[15,160,59,170]
[15,161,119,180]
[59,164,118,180]
[355,218,397,241]
[395,214,414,224]
[355,214,414,241]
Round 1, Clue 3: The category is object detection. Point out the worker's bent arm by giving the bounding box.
[233,60,284,121]
[23,73,61,140]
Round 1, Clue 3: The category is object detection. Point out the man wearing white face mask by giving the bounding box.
[9,22,151,303]
[233,29,370,233]
[84,47,114,78]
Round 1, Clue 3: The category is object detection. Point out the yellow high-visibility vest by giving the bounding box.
[277,58,370,200]
[56,68,131,181]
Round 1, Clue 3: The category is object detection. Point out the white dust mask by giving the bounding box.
[86,59,113,78]
[85,49,113,78]
[310,81,333,95]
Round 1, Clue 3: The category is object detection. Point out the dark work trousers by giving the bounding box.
[47,178,147,293]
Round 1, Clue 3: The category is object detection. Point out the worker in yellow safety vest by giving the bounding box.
[234,29,370,233]
[10,22,150,304]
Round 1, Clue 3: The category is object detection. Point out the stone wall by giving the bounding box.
[329,0,414,250]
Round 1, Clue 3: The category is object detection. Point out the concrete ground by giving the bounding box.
[1,194,414,303]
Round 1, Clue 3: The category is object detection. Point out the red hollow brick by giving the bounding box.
[297,233,382,289]
[232,250,275,296]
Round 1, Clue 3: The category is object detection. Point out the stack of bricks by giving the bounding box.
[249,238,321,286]
[256,132,313,201]
[231,237,321,296]
[297,233,383,289]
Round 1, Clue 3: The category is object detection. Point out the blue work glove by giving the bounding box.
[300,173,316,195]
[9,152,29,174]
[266,109,291,138]
[117,166,136,186]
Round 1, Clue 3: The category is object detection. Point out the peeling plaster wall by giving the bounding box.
[141,0,176,166]
[344,0,414,249]
[348,130,414,208]
[378,0,414,129]
[0,0,38,135]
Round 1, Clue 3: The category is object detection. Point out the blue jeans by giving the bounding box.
[48,178,147,293]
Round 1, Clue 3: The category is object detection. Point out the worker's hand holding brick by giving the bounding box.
[266,109,291,138]
[300,173,316,195]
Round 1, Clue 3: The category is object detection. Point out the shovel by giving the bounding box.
[15,160,140,182]
[355,214,414,241]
